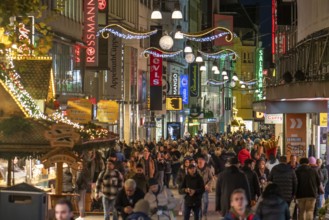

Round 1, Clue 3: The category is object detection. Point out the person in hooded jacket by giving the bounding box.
[256,183,290,220]
[144,178,177,220]
[237,142,251,166]
[268,156,297,204]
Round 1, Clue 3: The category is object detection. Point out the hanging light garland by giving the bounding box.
[0,50,112,139]
[239,79,258,86]
[198,49,238,60]
[182,26,234,42]
[97,24,158,40]
[142,47,183,58]
[207,79,229,86]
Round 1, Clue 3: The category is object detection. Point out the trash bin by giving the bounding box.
[0,182,47,220]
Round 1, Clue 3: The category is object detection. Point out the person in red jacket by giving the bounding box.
[238,143,251,166]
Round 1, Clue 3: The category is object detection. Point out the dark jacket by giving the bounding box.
[224,209,260,220]
[179,171,205,207]
[256,195,290,220]
[241,166,261,200]
[210,153,226,175]
[216,166,251,214]
[76,168,91,191]
[268,163,297,203]
[176,166,188,186]
[295,165,320,199]
[132,173,148,193]
[115,187,145,220]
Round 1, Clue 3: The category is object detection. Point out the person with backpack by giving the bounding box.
[96,159,124,220]
[224,189,259,220]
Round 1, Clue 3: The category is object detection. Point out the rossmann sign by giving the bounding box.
[84,0,99,67]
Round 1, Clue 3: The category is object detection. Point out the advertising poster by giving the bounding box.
[167,122,181,140]
[67,99,92,124]
[189,63,199,97]
[180,74,189,105]
[96,100,119,123]
[285,113,306,159]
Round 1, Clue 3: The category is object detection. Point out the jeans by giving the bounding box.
[77,189,86,217]
[202,191,209,216]
[164,173,171,187]
[297,198,316,220]
[318,194,324,209]
[184,203,201,220]
[102,196,118,220]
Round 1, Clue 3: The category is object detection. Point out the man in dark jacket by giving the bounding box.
[115,179,145,220]
[215,157,251,216]
[179,163,205,220]
[268,156,297,204]
[241,159,261,204]
[295,158,320,220]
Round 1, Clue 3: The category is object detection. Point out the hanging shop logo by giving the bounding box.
[166,97,182,111]
[150,54,163,86]
[84,0,98,66]
[180,74,189,104]
[98,0,107,10]
[189,63,199,97]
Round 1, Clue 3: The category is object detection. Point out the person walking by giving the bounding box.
[127,199,151,220]
[224,189,259,220]
[95,159,124,220]
[55,199,75,220]
[268,156,297,205]
[215,157,251,216]
[144,178,177,220]
[196,155,213,219]
[295,157,320,220]
[241,159,261,206]
[176,157,191,216]
[75,162,91,220]
[256,183,290,220]
[179,163,205,220]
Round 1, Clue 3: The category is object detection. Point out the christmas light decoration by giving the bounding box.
[97,24,158,40]
[182,26,234,42]
[207,79,228,86]
[0,50,111,140]
[142,47,183,58]
[198,49,238,60]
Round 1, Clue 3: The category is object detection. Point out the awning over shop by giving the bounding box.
[253,100,328,114]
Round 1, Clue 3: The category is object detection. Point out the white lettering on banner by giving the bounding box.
[84,0,98,66]
[172,73,178,95]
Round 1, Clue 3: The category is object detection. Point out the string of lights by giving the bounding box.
[97,24,158,39]
[142,47,183,58]
[239,79,258,85]
[207,79,229,86]
[182,26,234,42]
[198,49,238,60]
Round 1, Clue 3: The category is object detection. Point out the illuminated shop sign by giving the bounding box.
[256,48,263,100]
[84,0,98,67]
[180,74,189,105]
[98,0,107,10]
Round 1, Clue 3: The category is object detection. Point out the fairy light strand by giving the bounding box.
[97,24,158,39]
[142,47,183,58]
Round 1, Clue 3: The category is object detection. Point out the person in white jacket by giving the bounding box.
[144,178,177,220]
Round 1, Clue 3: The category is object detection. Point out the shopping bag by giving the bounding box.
[289,200,296,217]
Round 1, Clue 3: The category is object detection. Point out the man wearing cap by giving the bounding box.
[144,178,177,220]
[197,155,213,219]
[96,159,123,220]
[215,157,251,216]
[179,163,205,220]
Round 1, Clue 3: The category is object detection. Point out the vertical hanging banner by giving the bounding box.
[84,0,99,67]
[150,51,163,110]
[180,74,189,105]
[106,33,123,100]
[285,113,306,159]
[16,16,34,55]
[138,70,147,110]
[189,63,199,97]
[170,65,180,95]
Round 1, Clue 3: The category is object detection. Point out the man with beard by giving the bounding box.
[132,163,148,193]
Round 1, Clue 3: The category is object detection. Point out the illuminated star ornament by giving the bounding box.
[198,49,238,60]
[182,27,234,42]
[142,47,183,58]
[97,24,158,40]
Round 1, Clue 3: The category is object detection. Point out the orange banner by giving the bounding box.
[285,113,307,160]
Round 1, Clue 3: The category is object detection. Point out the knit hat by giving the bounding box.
[148,178,158,186]
[133,199,150,214]
[308,156,316,165]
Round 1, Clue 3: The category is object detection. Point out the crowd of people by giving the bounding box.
[55,130,328,220]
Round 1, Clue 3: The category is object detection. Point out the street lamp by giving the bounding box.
[151,1,183,20]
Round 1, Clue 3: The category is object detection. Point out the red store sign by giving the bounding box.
[150,52,163,87]
[84,0,99,67]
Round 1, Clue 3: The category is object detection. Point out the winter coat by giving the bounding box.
[115,187,145,220]
[238,149,251,166]
[132,173,148,193]
[179,172,205,207]
[176,166,188,186]
[76,167,91,191]
[241,166,261,200]
[210,153,226,175]
[295,165,320,199]
[216,165,251,214]
[62,169,73,193]
[139,157,156,178]
[268,163,297,203]
[224,209,259,220]
[96,169,123,200]
[197,165,213,190]
[256,195,290,220]
[144,186,177,220]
